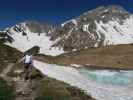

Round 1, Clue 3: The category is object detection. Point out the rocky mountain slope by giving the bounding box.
[0,5,133,56]
[53,5,133,51]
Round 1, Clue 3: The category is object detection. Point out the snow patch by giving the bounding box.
[61,19,78,27]
[82,24,89,32]
[70,64,82,68]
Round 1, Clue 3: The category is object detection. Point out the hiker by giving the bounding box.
[22,52,33,81]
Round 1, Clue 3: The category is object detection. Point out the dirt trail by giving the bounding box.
[14,78,34,100]
[0,62,35,100]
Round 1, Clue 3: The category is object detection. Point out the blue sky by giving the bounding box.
[0,0,133,29]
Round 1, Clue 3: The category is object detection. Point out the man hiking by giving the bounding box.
[23,52,33,81]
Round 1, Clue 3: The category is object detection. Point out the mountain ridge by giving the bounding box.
[0,5,133,56]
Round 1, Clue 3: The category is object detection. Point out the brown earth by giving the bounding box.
[35,44,133,70]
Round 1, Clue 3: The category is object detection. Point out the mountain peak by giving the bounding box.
[52,5,133,51]
[107,5,128,12]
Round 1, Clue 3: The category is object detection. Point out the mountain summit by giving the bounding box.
[53,5,133,51]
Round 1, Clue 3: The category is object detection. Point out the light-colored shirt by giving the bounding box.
[24,55,32,64]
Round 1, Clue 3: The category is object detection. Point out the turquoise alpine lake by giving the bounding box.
[79,69,133,86]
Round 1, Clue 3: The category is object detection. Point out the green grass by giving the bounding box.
[0,44,22,73]
[0,78,15,100]
[0,44,21,100]
[34,76,95,100]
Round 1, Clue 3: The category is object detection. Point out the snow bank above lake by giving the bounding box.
[33,60,133,100]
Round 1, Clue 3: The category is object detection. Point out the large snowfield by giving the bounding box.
[34,60,133,100]
[5,23,64,56]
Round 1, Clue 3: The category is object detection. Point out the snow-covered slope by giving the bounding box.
[4,22,64,56]
[95,15,133,45]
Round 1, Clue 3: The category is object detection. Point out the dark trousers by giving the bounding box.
[24,63,32,80]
